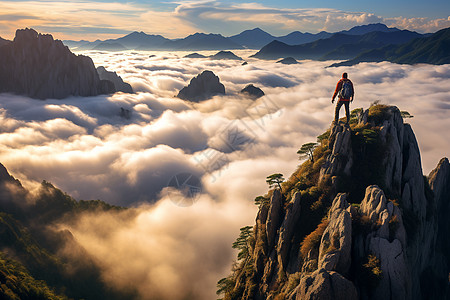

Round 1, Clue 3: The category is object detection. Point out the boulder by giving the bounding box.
[297,269,358,300]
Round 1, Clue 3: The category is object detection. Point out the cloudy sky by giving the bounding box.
[0,0,449,40]
[0,49,449,299]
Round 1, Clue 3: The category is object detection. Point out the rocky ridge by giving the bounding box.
[219,105,450,300]
[0,28,131,99]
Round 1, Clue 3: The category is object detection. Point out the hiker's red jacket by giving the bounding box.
[332,78,354,101]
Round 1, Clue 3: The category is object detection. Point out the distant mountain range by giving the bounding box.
[67,32,244,51]
[331,27,450,66]
[4,23,446,66]
[62,23,416,52]
[251,30,424,60]
[227,27,333,49]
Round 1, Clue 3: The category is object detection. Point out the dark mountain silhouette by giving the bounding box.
[0,37,10,47]
[112,31,169,50]
[92,42,127,51]
[62,23,406,51]
[276,57,299,64]
[218,105,450,300]
[229,28,276,49]
[252,30,423,60]
[340,23,400,35]
[184,52,207,58]
[209,50,243,60]
[0,28,125,99]
[97,66,133,93]
[240,84,265,99]
[162,33,243,50]
[60,39,90,48]
[332,27,450,66]
[177,70,225,102]
[275,31,332,46]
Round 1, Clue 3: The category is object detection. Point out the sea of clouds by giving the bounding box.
[0,51,449,299]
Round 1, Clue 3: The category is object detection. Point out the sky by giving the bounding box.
[0,50,449,299]
[0,0,449,40]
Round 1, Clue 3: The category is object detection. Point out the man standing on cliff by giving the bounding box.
[332,72,354,125]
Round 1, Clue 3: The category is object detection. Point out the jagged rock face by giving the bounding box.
[319,123,353,193]
[318,194,352,274]
[97,66,133,93]
[177,70,225,102]
[223,105,450,300]
[0,28,114,99]
[355,186,409,300]
[240,84,265,99]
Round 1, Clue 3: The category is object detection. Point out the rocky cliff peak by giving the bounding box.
[0,28,120,99]
[177,70,225,102]
[240,84,265,99]
[218,104,450,300]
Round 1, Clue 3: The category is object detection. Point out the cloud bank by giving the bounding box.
[0,50,449,299]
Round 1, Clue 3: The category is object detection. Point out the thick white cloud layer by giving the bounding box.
[0,51,449,299]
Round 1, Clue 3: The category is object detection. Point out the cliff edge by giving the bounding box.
[218,104,450,300]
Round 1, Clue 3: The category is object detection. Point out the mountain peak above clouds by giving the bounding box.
[0,28,134,99]
[218,104,450,300]
[176,70,226,102]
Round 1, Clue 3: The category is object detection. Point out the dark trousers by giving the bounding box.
[335,100,350,123]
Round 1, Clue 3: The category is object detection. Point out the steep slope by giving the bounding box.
[252,30,423,60]
[209,51,243,60]
[218,105,450,300]
[332,27,450,66]
[0,28,118,99]
[0,163,134,299]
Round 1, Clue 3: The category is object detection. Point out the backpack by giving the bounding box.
[338,80,353,99]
